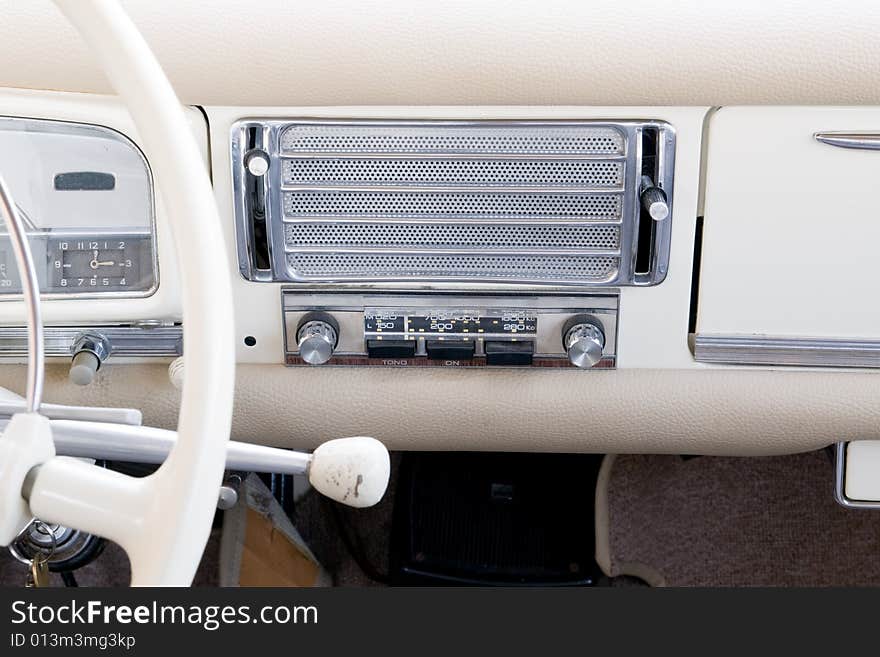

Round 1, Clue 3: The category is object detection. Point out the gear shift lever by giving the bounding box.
[22,419,391,509]
[308,436,390,508]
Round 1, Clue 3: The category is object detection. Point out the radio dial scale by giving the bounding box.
[283,292,618,369]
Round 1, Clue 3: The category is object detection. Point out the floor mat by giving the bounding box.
[390,452,603,585]
[596,452,880,586]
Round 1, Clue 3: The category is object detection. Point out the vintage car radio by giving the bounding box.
[283,291,618,368]
[233,119,675,289]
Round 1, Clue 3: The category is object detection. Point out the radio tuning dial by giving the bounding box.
[296,313,339,365]
[563,316,605,369]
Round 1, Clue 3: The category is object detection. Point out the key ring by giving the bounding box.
[8,519,57,566]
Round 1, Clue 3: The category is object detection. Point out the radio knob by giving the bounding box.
[297,317,338,365]
[563,320,605,369]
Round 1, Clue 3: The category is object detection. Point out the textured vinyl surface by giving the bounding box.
[0,363,878,455]
[4,1,880,106]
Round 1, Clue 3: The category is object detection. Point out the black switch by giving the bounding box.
[426,340,475,361]
[485,341,534,366]
[367,339,416,359]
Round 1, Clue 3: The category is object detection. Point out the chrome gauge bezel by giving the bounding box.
[0,116,159,301]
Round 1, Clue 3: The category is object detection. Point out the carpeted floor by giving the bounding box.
[598,451,880,587]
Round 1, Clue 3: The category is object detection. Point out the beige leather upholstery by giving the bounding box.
[3,0,880,106]
[0,363,869,455]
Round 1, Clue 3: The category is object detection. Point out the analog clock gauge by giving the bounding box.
[47,235,154,293]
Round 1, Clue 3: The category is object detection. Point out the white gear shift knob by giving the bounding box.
[308,436,390,508]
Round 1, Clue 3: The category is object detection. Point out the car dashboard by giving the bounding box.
[0,0,878,463]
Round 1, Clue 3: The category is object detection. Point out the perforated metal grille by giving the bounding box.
[282,158,624,188]
[260,120,647,285]
[287,252,618,282]
[281,124,625,155]
[283,191,622,221]
[285,222,620,251]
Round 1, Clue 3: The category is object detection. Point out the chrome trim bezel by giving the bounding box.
[814,131,880,151]
[232,118,675,289]
[834,442,880,510]
[693,334,880,368]
[280,288,618,368]
[0,324,182,358]
[0,116,159,300]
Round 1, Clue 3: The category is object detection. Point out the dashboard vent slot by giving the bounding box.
[232,120,675,287]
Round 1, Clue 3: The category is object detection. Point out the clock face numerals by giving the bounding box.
[0,250,21,292]
[47,235,154,293]
[0,233,154,296]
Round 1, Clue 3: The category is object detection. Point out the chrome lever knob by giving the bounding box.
[639,175,669,222]
[69,332,111,386]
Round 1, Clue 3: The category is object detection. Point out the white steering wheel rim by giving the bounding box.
[22,0,235,585]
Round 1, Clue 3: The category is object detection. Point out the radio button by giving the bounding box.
[485,341,534,366]
[426,340,474,361]
[367,339,416,359]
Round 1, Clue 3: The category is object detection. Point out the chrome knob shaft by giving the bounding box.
[297,319,338,365]
[564,322,605,369]
[69,332,111,386]
[639,175,670,222]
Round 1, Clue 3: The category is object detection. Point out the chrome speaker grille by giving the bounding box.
[288,253,618,281]
[233,119,675,287]
[284,223,620,250]
[282,190,622,221]
[282,158,624,188]
[280,124,625,155]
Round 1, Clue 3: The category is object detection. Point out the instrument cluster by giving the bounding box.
[0,116,157,298]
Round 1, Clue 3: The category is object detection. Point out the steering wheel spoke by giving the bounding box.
[0,413,55,545]
[0,0,389,586]
[26,457,207,586]
[10,0,238,585]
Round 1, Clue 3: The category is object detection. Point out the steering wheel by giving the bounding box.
[0,0,235,585]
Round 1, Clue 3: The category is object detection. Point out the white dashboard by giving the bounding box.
[0,3,879,458]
